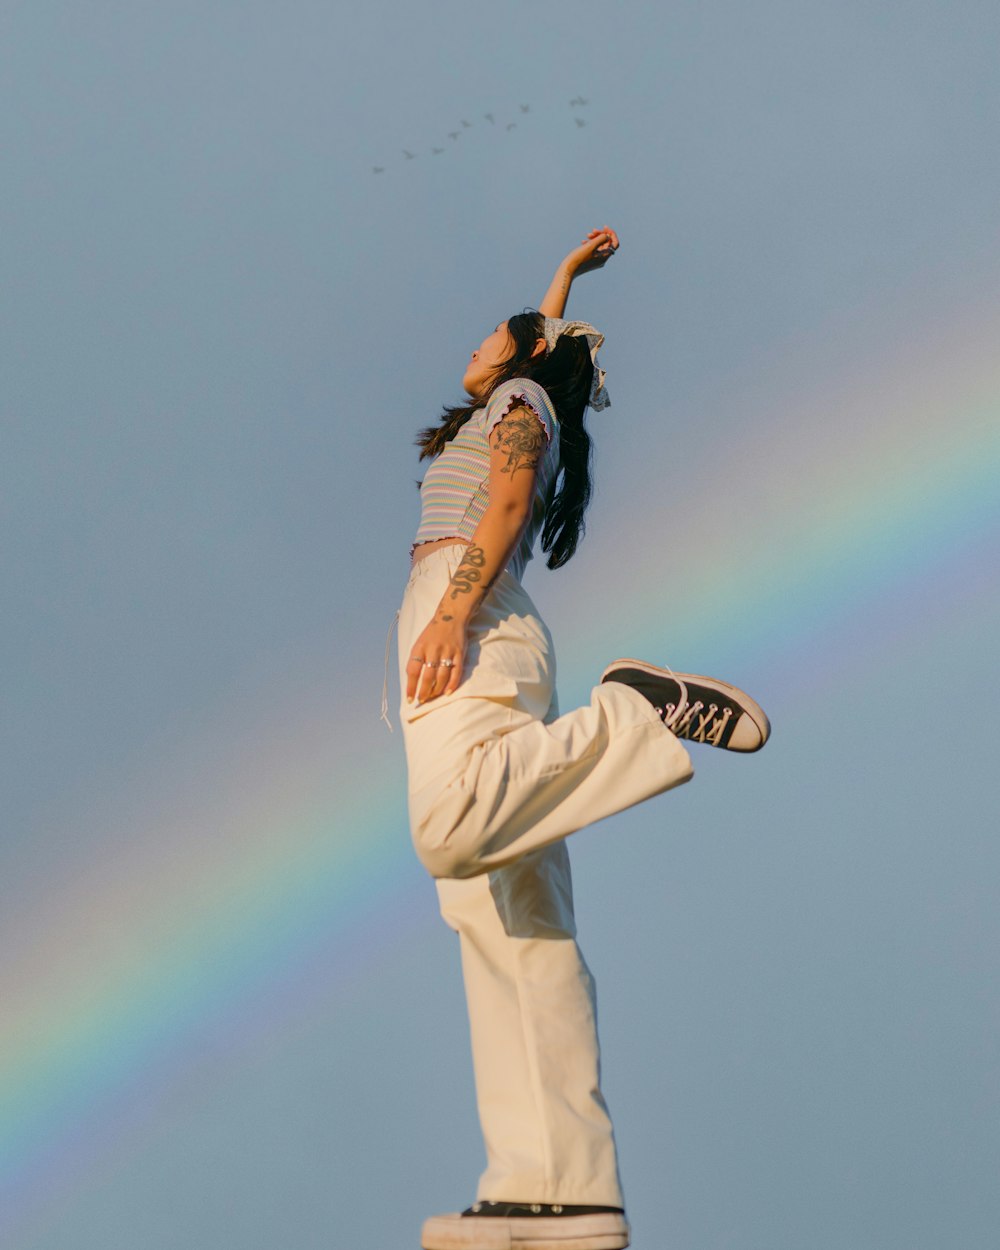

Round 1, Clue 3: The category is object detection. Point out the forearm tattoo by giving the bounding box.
[495,410,546,475]
[447,543,492,601]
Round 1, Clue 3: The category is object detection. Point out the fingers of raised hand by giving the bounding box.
[575,229,619,272]
[581,226,619,250]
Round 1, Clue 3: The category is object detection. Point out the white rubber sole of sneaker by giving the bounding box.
[601,658,770,752]
[420,1210,630,1250]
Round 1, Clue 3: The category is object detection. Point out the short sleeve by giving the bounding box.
[483,378,557,445]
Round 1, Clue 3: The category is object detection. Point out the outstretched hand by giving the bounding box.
[561,225,620,277]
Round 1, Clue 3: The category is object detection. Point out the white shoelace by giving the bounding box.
[660,690,734,746]
[649,663,735,745]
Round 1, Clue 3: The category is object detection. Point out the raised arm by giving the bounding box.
[538,225,621,319]
[406,406,548,706]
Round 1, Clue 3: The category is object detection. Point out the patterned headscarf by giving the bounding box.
[542,317,610,411]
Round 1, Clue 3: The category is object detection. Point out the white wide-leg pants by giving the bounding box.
[397,545,693,1206]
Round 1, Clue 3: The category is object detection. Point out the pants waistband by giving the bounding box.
[405,542,470,587]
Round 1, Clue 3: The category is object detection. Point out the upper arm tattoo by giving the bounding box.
[493,407,547,476]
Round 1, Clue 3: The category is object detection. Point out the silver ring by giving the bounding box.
[440,659,455,668]
[422,660,440,668]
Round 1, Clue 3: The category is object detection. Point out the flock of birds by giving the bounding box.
[372,97,589,173]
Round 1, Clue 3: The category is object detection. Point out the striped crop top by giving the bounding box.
[412,378,560,581]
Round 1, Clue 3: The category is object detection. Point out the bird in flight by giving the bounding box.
[374,96,593,172]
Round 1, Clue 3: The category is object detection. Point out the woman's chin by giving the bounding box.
[462,373,485,400]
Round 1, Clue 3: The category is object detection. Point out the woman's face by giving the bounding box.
[463,322,514,399]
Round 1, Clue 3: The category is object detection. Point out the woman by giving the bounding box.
[396,227,770,1250]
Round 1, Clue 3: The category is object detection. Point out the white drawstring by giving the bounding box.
[380,610,400,731]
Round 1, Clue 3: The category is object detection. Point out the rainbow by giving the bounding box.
[3,305,998,1244]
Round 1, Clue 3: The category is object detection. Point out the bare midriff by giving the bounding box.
[411,536,469,565]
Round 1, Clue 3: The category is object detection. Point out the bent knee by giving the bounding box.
[408,741,504,879]
[409,771,482,879]
[414,835,482,880]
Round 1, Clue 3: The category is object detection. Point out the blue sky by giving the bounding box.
[3,3,999,1248]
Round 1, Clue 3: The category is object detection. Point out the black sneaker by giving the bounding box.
[601,658,770,752]
[422,1201,629,1249]
[462,1201,625,1217]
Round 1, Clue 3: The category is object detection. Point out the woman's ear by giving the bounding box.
[531,337,547,358]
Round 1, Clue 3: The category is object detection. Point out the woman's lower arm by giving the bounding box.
[431,503,529,627]
[406,505,528,705]
[538,263,574,319]
[539,229,620,317]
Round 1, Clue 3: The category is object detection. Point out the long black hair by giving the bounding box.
[416,309,594,570]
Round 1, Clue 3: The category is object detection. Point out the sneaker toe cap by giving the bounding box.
[729,710,770,751]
